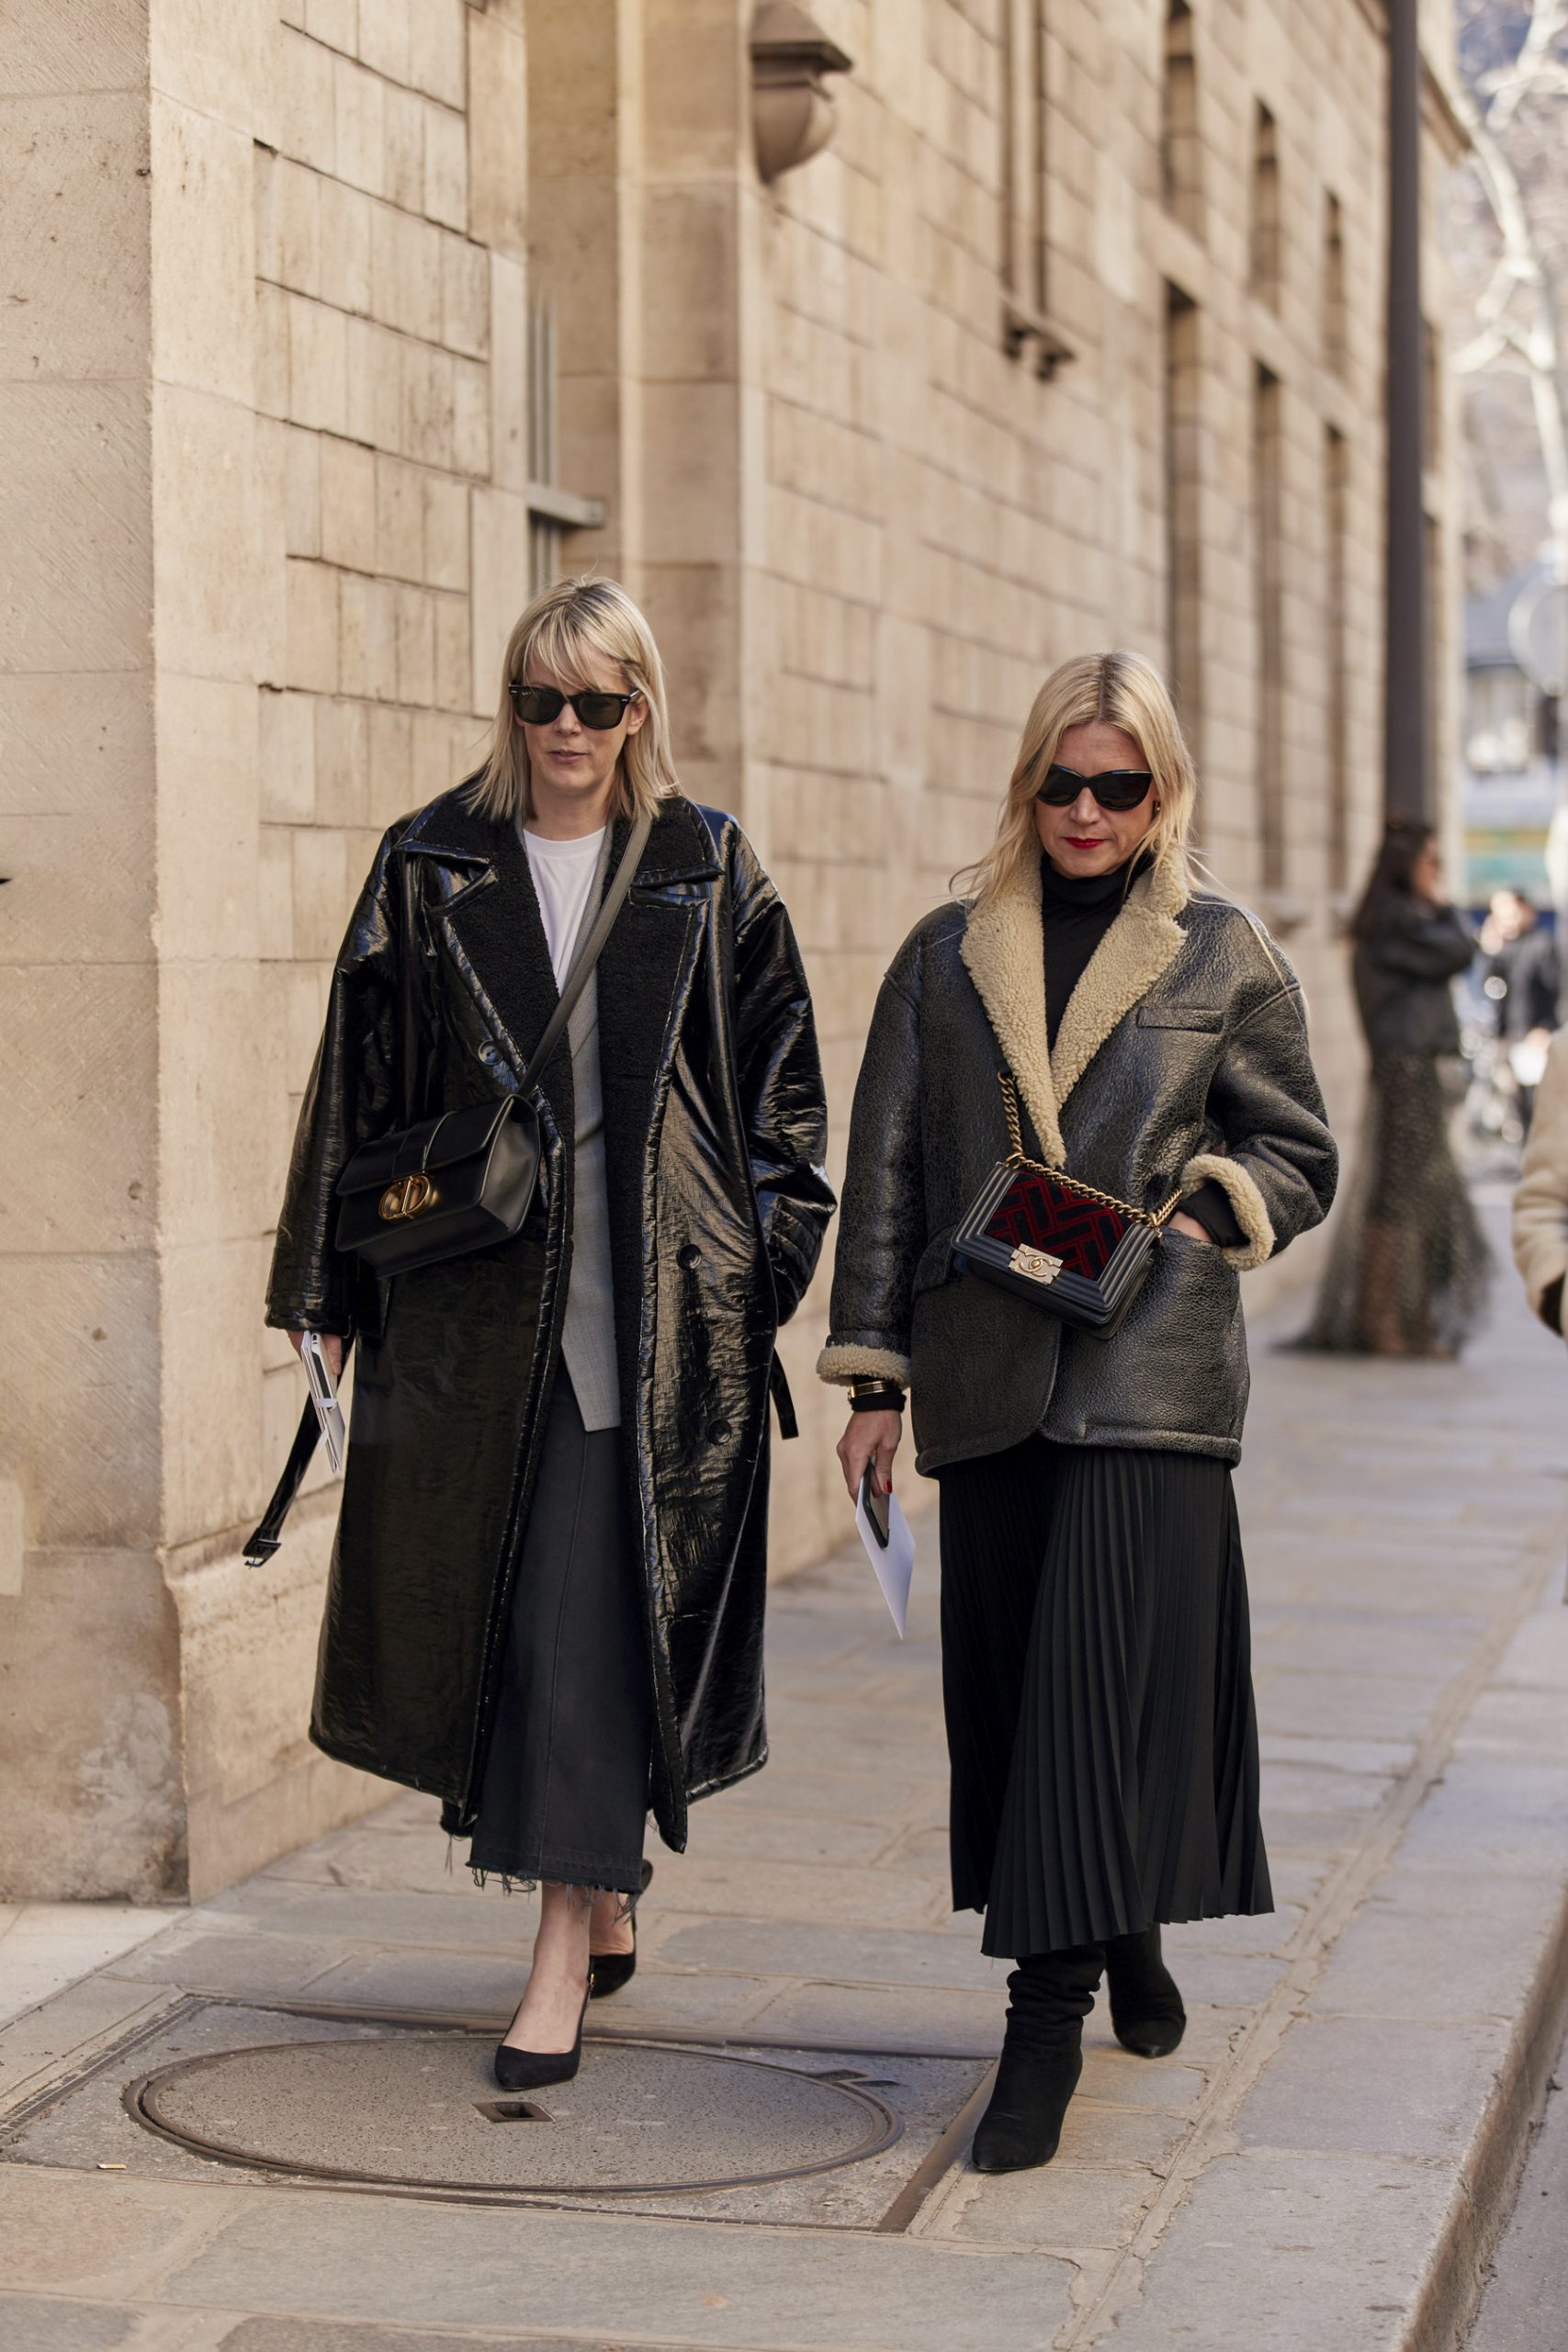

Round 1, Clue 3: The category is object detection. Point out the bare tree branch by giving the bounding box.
[1454,0,1568,554]
[1485,0,1568,130]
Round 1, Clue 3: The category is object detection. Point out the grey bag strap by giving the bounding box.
[520,808,652,1086]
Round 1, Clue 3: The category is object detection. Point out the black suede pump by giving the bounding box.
[1104,1924,1186,2058]
[971,1943,1102,2175]
[493,1976,592,2092]
[589,1858,654,2001]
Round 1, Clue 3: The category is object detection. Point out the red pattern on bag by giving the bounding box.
[983,1169,1131,1279]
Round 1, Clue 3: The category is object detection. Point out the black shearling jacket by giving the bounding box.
[267,788,833,1849]
[818,853,1337,1469]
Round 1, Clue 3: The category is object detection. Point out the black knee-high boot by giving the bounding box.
[1103,1923,1186,2058]
[970,1942,1103,2175]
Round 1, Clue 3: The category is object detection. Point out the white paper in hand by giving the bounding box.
[855,1481,916,1637]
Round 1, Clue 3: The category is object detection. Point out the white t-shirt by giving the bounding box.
[522,824,606,982]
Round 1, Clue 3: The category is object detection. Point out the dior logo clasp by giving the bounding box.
[378,1173,439,1223]
[1010,1244,1064,1284]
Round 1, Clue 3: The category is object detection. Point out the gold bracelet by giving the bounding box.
[849,1381,906,1410]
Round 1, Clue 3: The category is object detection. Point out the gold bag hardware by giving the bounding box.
[378,1172,439,1223]
[1010,1243,1065,1284]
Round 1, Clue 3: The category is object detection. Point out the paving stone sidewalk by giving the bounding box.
[6,1197,1568,2351]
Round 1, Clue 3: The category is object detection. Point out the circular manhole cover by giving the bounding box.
[130,2034,901,2197]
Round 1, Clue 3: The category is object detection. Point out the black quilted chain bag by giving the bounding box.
[953,1073,1181,1337]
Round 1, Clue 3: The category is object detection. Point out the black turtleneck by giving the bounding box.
[1040,852,1242,1250]
[1040,853,1141,1050]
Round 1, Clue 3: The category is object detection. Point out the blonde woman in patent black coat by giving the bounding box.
[269,579,832,2090]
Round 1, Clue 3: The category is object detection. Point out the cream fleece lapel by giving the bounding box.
[959,851,1065,1164]
[960,853,1190,1165]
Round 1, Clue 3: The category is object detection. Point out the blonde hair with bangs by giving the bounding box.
[957,650,1198,909]
[468,575,680,826]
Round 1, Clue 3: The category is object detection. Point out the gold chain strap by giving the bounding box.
[998,1073,1182,1230]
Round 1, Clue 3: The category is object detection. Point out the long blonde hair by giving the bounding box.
[956,651,1198,908]
[467,576,680,826]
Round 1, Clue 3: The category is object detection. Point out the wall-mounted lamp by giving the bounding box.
[750,1,853,184]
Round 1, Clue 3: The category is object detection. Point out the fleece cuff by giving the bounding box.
[816,1341,914,1390]
[1179,1152,1276,1272]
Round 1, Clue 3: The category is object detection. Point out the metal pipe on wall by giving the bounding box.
[1384,0,1429,822]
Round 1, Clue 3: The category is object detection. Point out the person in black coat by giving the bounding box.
[1481,888,1560,1044]
[267,578,832,2088]
[820,650,1336,2174]
[1302,818,1489,1354]
[1480,888,1560,1133]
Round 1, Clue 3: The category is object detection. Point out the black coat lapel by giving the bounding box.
[427,790,716,1426]
[426,801,572,1135]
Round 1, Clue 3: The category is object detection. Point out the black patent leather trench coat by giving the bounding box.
[266,788,834,1849]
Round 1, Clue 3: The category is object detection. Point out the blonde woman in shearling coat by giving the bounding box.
[1513,1026,1568,1337]
[821,652,1337,2174]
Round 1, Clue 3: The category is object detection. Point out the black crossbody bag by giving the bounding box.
[335,811,650,1276]
[952,1073,1181,1336]
[243,810,651,1563]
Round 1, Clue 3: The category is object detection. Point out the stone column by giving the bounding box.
[525,0,644,590]
[520,0,752,811]
[2,3,194,1900]
[637,0,753,822]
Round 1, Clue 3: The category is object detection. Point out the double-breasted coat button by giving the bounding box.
[677,1242,701,1269]
[707,1419,731,1444]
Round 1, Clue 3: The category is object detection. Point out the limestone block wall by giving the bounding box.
[2,0,534,1901]
[252,0,527,1478]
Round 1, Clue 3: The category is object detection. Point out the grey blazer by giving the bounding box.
[543,824,621,1431]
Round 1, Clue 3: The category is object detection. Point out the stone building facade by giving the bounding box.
[2,0,1464,1901]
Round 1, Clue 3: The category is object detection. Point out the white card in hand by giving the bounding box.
[855,1482,916,1637]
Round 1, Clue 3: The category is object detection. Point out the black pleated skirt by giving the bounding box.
[938,1437,1270,1959]
[467,1366,652,1896]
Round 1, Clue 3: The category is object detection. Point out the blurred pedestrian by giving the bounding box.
[1512,1024,1568,1340]
[1479,888,1560,1131]
[823,652,1337,2175]
[1300,819,1489,1356]
[264,577,832,2092]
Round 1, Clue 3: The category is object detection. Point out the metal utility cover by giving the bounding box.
[130,2031,900,2197]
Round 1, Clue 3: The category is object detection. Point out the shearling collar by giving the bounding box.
[959,852,1189,1165]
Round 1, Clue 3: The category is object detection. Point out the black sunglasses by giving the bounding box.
[509,683,641,730]
[1037,763,1155,812]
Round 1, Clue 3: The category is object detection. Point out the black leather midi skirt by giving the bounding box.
[467,1364,652,1896]
[938,1437,1270,1959]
